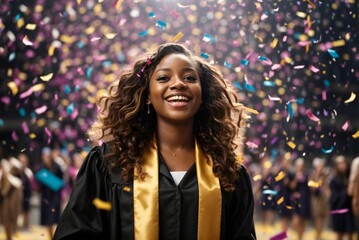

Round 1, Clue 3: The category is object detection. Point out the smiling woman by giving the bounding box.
[53,43,256,240]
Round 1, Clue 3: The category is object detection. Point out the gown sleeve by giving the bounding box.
[227,166,257,240]
[53,145,112,240]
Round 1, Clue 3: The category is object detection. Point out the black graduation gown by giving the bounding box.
[53,144,256,240]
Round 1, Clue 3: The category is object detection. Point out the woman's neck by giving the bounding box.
[156,120,194,151]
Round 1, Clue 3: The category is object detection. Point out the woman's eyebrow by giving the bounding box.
[154,67,197,74]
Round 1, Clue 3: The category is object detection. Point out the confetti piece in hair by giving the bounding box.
[330,208,349,214]
[22,35,33,46]
[25,23,36,30]
[35,105,47,115]
[275,171,285,182]
[321,146,334,154]
[287,141,296,149]
[306,109,320,122]
[172,32,183,42]
[138,30,149,37]
[92,198,112,210]
[156,20,167,30]
[200,52,209,59]
[7,82,18,95]
[352,130,359,139]
[342,121,349,131]
[263,189,278,195]
[40,73,53,81]
[276,197,284,206]
[344,92,356,103]
[203,33,215,43]
[269,230,287,240]
[246,141,258,149]
[327,49,339,58]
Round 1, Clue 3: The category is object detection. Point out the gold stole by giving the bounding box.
[133,138,222,239]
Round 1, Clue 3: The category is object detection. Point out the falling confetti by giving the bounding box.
[92,198,112,211]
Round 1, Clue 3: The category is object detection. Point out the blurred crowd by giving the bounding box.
[0,145,85,240]
[248,154,359,240]
[1,142,359,240]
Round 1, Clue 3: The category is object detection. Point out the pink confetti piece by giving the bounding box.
[90,37,101,42]
[322,90,327,101]
[293,65,305,69]
[310,65,319,73]
[306,109,320,122]
[170,10,180,19]
[35,105,47,115]
[246,141,258,148]
[45,127,52,144]
[269,230,287,240]
[342,121,349,131]
[20,88,33,99]
[22,122,29,134]
[22,35,33,46]
[330,208,349,214]
[12,131,19,141]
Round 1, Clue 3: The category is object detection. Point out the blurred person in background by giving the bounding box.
[275,155,293,231]
[289,157,311,240]
[0,158,23,240]
[348,156,359,240]
[17,153,34,231]
[37,147,64,239]
[310,157,330,240]
[330,155,356,240]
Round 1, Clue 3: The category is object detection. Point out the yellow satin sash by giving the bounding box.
[133,138,222,240]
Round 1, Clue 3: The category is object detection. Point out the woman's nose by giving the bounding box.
[169,76,187,89]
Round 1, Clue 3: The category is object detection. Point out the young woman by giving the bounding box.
[53,43,256,240]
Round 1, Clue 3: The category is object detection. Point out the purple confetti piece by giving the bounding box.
[22,122,29,134]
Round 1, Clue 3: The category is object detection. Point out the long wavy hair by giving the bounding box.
[89,43,246,191]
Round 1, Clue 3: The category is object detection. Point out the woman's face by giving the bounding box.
[148,53,202,125]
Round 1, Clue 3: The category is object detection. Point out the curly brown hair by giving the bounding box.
[89,43,246,191]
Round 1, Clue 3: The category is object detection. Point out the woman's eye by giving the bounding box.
[157,76,169,81]
[184,76,197,81]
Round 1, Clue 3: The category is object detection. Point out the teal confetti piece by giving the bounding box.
[65,85,71,94]
[224,61,232,68]
[287,102,294,118]
[324,79,330,87]
[19,108,26,117]
[233,82,243,90]
[203,33,215,43]
[156,20,167,30]
[295,98,304,104]
[321,146,334,154]
[263,81,275,87]
[262,189,278,195]
[0,118,4,127]
[86,66,93,79]
[66,103,74,115]
[9,52,16,62]
[76,41,85,49]
[200,52,209,59]
[241,59,249,66]
[148,11,156,18]
[138,30,149,37]
[327,49,339,58]
[244,82,255,93]
[258,56,268,61]
[102,60,112,67]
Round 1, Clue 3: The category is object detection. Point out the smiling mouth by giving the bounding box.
[165,95,190,103]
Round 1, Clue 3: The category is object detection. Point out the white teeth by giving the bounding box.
[166,95,189,102]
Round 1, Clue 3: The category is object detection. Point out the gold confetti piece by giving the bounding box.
[32,83,45,92]
[332,39,346,47]
[277,196,284,205]
[353,130,359,139]
[296,11,307,18]
[104,33,117,39]
[17,18,25,28]
[60,35,75,44]
[123,186,131,192]
[7,82,18,95]
[29,133,36,139]
[307,16,311,28]
[172,32,184,42]
[253,174,262,181]
[275,171,285,182]
[270,38,278,48]
[287,141,296,149]
[244,107,259,115]
[344,92,356,103]
[92,198,112,210]
[308,180,320,188]
[25,23,36,30]
[40,73,54,81]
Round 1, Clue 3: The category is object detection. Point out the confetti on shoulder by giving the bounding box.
[92,198,112,211]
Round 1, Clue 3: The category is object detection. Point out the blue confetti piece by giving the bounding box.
[262,189,278,195]
[224,61,232,68]
[295,98,304,104]
[233,81,243,90]
[65,85,71,94]
[156,20,167,30]
[202,33,215,43]
[138,29,149,37]
[287,102,294,118]
[15,13,21,21]
[263,81,275,87]
[241,59,249,66]
[76,41,85,49]
[324,79,330,87]
[148,11,156,18]
[327,49,339,58]
[86,66,93,79]
[19,108,26,117]
[9,52,16,62]
[321,146,334,154]
[66,103,74,115]
[0,118,4,127]
[200,52,209,59]
[244,82,255,93]
[102,60,112,67]
[258,56,268,61]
